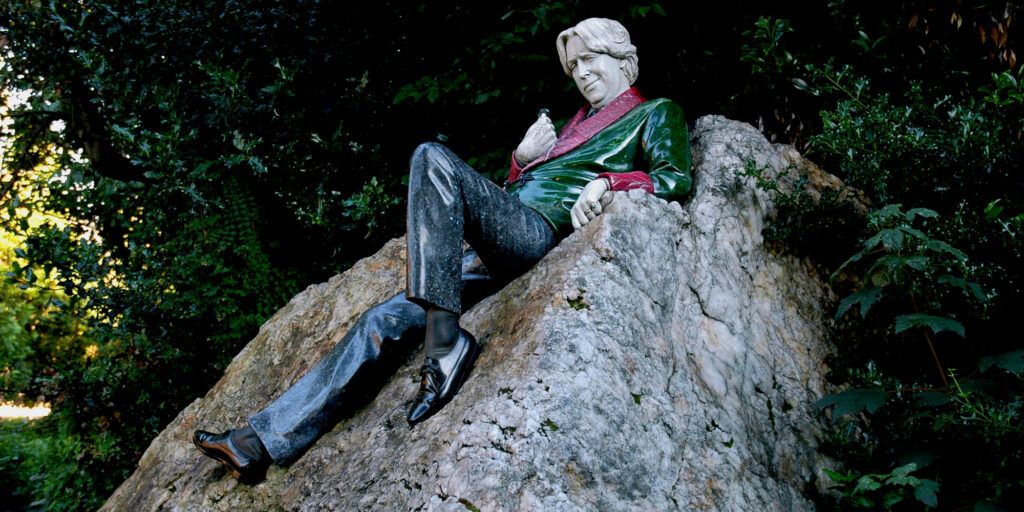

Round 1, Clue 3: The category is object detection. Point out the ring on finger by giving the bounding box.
[590,202,599,210]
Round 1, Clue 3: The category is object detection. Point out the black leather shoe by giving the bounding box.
[407,329,481,427]
[192,429,270,483]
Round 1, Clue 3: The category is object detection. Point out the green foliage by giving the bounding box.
[831,204,979,341]
[0,416,117,512]
[0,0,1020,509]
[824,463,939,510]
[737,4,1023,510]
[741,16,793,77]
[737,159,864,263]
[341,177,402,239]
[816,387,888,418]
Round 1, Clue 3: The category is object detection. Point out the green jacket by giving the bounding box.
[506,88,692,236]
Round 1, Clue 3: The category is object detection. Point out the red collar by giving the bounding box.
[522,87,646,172]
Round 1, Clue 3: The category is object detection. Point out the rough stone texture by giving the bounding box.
[102,116,838,511]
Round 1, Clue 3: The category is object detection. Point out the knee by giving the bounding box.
[362,294,425,334]
[413,141,446,158]
[410,142,454,177]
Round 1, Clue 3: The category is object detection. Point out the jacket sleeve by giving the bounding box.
[599,170,654,193]
[507,151,525,184]
[597,100,691,201]
[640,100,692,202]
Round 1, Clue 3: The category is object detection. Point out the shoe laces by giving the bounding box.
[418,358,442,395]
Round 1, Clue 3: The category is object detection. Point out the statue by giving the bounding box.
[191,17,692,483]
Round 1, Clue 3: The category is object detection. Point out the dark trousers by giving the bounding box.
[249,143,557,463]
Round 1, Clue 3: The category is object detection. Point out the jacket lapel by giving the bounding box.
[522,87,646,172]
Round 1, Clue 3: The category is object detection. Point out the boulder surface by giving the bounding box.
[102,116,837,511]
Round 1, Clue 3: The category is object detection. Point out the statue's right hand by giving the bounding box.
[514,114,557,165]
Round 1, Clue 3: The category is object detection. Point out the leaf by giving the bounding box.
[899,225,929,241]
[925,239,967,262]
[831,251,863,280]
[974,501,1005,512]
[914,479,939,507]
[978,349,1024,374]
[873,203,904,221]
[835,286,883,320]
[823,467,857,484]
[984,200,1004,220]
[853,475,882,494]
[885,463,920,486]
[938,275,988,302]
[880,229,904,251]
[862,231,885,251]
[816,387,888,417]
[904,208,939,221]
[915,391,951,407]
[904,255,928,271]
[894,314,965,337]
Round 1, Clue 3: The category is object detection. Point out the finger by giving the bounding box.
[571,206,584,229]
[575,202,592,226]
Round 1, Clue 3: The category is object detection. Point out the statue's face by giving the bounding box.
[564,35,630,110]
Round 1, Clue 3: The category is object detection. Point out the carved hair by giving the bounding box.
[556,18,638,85]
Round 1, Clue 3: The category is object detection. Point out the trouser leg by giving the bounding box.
[249,143,556,464]
[406,142,557,314]
[248,253,497,465]
[248,292,423,464]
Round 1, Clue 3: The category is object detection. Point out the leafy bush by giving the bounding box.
[738,5,1023,510]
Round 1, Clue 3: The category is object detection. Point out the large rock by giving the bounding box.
[102,116,838,511]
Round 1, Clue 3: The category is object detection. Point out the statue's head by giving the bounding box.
[556,18,638,109]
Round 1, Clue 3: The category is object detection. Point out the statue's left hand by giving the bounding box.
[571,178,613,230]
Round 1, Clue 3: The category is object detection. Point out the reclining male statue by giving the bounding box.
[192,17,692,483]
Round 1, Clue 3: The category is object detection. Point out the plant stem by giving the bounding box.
[910,292,949,391]
[823,73,867,108]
